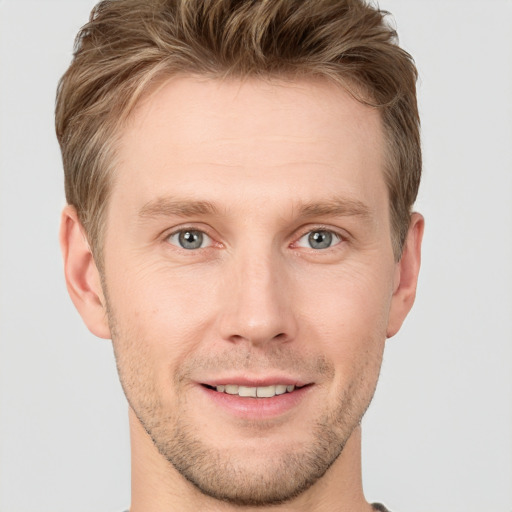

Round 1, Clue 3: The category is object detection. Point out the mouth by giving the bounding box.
[198,380,313,419]
[202,383,304,398]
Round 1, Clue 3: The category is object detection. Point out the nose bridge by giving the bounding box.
[218,240,296,345]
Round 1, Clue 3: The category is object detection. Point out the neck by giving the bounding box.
[129,408,372,512]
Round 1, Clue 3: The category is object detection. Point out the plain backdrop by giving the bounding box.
[0,1,511,511]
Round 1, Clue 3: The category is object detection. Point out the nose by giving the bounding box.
[216,247,298,347]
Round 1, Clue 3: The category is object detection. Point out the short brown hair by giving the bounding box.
[56,0,421,262]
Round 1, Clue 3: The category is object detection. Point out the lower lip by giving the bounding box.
[198,385,312,420]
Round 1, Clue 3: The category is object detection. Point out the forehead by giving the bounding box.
[113,75,386,216]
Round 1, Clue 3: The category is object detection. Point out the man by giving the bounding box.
[56,0,423,510]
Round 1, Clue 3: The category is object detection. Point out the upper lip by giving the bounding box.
[200,376,311,388]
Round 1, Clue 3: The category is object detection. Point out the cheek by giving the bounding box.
[108,256,215,334]
[104,265,211,393]
[292,262,392,393]
[105,246,394,383]
[297,262,394,341]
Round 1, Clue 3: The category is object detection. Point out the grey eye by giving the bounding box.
[296,230,341,250]
[309,231,332,249]
[168,230,211,250]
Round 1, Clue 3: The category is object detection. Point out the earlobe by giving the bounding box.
[59,205,111,339]
[387,212,424,338]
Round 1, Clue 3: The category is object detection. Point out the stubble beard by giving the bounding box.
[106,299,382,507]
[142,390,361,507]
[131,383,369,507]
[121,353,378,507]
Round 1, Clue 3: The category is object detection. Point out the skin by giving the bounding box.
[60,76,423,512]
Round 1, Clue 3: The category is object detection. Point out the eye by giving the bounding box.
[167,229,212,250]
[296,230,342,250]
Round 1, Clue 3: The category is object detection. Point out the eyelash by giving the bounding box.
[164,225,346,252]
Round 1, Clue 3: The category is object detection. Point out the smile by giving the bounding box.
[211,384,297,398]
[199,381,312,419]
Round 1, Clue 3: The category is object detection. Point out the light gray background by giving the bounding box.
[1,1,511,511]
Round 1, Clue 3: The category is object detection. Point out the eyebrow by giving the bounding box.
[296,197,372,220]
[138,197,219,219]
[138,195,372,221]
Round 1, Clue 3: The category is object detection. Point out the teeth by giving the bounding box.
[275,385,287,395]
[224,385,239,395]
[214,384,297,398]
[257,385,276,398]
[239,386,257,397]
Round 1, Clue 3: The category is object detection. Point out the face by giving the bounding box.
[101,76,399,506]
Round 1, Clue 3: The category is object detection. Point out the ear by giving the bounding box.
[387,212,424,338]
[59,205,111,339]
